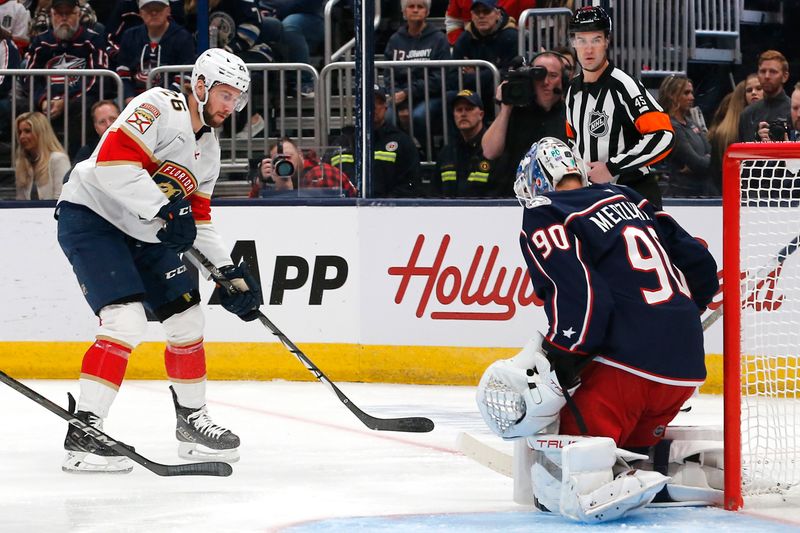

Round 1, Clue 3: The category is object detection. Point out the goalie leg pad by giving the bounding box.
[646,434,724,506]
[560,438,669,523]
[477,334,571,440]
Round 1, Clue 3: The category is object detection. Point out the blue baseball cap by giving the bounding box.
[452,89,483,109]
[471,0,498,10]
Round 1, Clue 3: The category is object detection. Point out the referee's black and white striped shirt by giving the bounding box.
[566,62,674,179]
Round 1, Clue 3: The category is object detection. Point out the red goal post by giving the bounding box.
[722,142,800,510]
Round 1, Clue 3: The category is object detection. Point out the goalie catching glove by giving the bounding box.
[477,333,577,439]
[218,262,262,322]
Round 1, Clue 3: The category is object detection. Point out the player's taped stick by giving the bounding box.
[701,234,800,331]
[187,248,435,433]
[456,431,512,477]
[0,371,232,477]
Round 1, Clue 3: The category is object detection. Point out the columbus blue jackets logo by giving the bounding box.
[589,110,609,137]
[45,54,86,87]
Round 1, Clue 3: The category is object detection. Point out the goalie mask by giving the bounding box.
[191,48,250,126]
[513,137,587,208]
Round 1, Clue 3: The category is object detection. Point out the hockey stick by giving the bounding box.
[456,431,512,477]
[187,248,435,433]
[0,371,232,477]
[701,234,800,331]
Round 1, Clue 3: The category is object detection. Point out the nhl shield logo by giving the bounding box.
[589,110,609,137]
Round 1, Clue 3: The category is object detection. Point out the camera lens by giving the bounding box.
[273,155,295,177]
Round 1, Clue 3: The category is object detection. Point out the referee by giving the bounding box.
[565,6,674,209]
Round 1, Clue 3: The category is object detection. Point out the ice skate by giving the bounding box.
[62,405,133,474]
[171,386,240,463]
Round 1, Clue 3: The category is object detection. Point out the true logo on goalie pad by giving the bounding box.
[153,160,198,200]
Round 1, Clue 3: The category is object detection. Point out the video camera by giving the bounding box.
[500,59,547,107]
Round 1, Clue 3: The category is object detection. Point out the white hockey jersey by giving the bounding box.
[59,87,233,269]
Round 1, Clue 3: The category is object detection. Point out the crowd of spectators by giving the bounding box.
[0,0,797,201]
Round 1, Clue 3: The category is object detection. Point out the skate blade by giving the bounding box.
[62,450,133,474]
[178,442,240,463]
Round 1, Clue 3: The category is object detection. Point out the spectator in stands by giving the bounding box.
[72,99,120,165]
[116,0,195,104]
[708,77,753,192]
[738,50,790,143]
[14,111,70,200]
[450,0,518,117]
[384,0,451,152]
[434,89,497,197]
[445,0,534,46]
[482,50,568,197]
[106,0,185,61]
[791,82,800,139]
[744,72,763,105]
[0,0,31,53]
[32,0,101,36]
[658,75,713,197]
[258,0,324,97]
[0,36,22,142]
[329,86,421,197]
[26,0,109,156]
[248,136,358,198]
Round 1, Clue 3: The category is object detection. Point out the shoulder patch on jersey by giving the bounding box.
[153,160,198,201]
[385,141,398,152]
[589,110,609,137]
[139,102,161,118]
[126,107,157,135]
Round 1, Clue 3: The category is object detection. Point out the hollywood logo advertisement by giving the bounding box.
[388,234,545,321]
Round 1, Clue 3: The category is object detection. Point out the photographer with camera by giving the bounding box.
[248,137,358,198]
[481,50,568,196]
[565,6,674,209]
[739,50,791,143]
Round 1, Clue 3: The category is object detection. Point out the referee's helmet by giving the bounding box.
[569,6,612,36]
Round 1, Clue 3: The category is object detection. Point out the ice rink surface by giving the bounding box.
[1,380,799,532]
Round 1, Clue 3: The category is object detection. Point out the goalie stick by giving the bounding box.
[187,248,435,434]
[0,371,232,477]
[701,233,800,331]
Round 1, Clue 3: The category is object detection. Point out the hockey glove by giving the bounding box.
[156,199,197,253]
[218,262,262,322]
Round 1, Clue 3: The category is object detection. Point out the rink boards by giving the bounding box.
[0,204,729,389]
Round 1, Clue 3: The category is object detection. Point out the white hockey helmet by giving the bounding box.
[514,137,587,208]
[191,48,250,119]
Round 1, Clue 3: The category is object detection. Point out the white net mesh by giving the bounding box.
[479,375,527,435]
[739,158,800,496]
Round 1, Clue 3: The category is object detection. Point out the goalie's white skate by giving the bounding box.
[62,410,133,474]
[171,386,240,463]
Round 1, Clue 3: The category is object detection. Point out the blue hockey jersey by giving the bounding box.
[519,184,718,386]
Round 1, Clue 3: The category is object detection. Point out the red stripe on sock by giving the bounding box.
[164,340,207,380]
[81,340,131,387]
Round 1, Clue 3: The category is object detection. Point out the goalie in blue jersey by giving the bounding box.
[477,137,722,522]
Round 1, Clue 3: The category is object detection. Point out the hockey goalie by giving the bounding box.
[476,137,722,522]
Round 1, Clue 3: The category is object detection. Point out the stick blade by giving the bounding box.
[368,416,435,433]
[158,461,233,477]
[456,431,512,477]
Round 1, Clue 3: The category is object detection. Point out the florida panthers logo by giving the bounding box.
[589,110,609,137]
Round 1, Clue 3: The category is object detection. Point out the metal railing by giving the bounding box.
[0,68,123,174]
[319,60,501,163]
[324,0,381,64]
[148,63,321,173]
[517,8,574,58]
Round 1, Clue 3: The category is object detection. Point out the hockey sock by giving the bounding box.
[77,339,131,418]
[165,340,207,409]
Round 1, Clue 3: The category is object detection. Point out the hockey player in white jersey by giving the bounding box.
[56,48,261,473]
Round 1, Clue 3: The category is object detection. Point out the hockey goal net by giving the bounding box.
[723,143,800,510]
